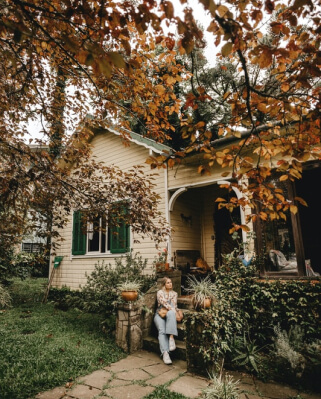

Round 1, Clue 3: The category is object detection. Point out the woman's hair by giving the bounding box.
[161,276,171,290]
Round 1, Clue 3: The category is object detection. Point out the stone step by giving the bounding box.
[177,295,194,310]
[142,336,186,361]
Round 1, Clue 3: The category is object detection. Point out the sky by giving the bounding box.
[28,0,215,140]
[170,0,216,65]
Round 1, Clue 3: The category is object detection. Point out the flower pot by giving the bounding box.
[121,290,138,302]
[201,297,212,309]
[193,297,212,310]
[156,262,169,273]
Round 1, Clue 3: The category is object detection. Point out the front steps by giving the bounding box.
[142,295,194,361]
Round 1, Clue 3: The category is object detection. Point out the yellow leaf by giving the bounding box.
[279,175,288,181]
[155,85,166,95]
[281,83,290,92]
[166,76,176,85]
[215,197,227,202]
[240,224,250,232]
[257,103,267,113]
[217,5,229,17]
[290,205,298,215]
[221,42,233,57]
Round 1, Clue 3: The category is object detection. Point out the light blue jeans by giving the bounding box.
[154,307,178,355]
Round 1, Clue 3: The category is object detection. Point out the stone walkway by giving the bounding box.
[35,350,321,399]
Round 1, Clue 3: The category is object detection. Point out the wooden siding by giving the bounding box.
[170,188,202,255]
[170,185,221,270]
[167,154,227,190]
[51,131,167,289]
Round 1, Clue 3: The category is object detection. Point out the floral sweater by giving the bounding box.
[156,289,178,310]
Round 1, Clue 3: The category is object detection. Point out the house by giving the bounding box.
[50,126,321,290]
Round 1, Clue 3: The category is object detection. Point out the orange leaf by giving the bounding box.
[259,51,272,68]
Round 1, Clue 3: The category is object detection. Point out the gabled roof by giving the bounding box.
[106,126,173,155]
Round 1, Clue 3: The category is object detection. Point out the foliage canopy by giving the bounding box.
[1,0,320,246]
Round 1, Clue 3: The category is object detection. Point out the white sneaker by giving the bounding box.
[163,351,172,365]
[169,337,176,351]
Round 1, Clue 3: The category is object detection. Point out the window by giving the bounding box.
[254,163,321,277]
[22,242,42,253]
[72,208,130,256]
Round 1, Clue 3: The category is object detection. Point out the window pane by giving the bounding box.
[258,179,298,273]
[88,218,100,252]
[101,217,107,253]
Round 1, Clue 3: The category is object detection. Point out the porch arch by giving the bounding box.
[169,187,187,212]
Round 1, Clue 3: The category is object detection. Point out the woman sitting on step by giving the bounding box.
[154,276,178,365]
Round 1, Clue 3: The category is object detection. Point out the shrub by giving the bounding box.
[53,252,156,330]
[0,250,49,284]
[185,251,321,376]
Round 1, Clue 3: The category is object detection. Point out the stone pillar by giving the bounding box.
[116,302,142,353]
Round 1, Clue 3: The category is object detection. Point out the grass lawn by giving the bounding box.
[0,278,124,399]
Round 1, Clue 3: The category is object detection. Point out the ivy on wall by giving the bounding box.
[185,261,321,373]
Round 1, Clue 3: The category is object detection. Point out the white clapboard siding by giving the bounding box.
[51,130,167,289]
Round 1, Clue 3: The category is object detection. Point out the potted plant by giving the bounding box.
[185,274,216,309]
[155,247,169,272]
[117,280,141,302]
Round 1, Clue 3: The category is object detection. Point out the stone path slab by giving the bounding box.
[104,384,155,399]
[79,369,112,389]
[115,368,151,381]
[145,368,182,386]
[36,386,68,399]
[168,374,209,398]
[35,349,321,399]
[67,384,101,399]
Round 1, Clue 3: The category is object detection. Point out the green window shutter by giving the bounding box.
[72,211,86,255]
[110,206,130,254]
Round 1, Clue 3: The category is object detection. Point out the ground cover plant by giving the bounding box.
[0,278,124,399]
[143,386,190,399]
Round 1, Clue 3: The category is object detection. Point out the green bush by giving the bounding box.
[213,260,321,343]
[185,256,321,375]
[52,252,157,329]
[0,249,49,284]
